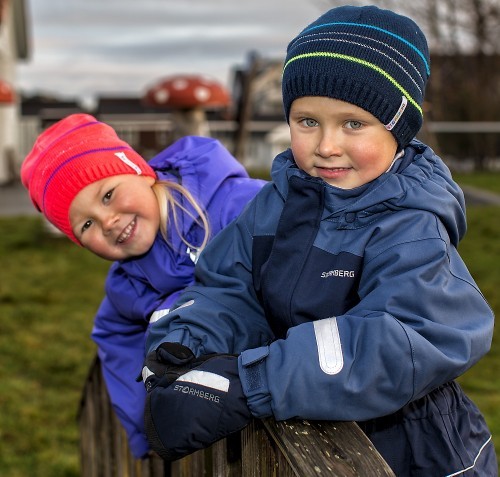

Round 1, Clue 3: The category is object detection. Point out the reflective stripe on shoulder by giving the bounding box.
[149,309,170,323]
[149,300,196,323]
[314,317,343,375]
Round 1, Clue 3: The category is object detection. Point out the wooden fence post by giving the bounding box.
[79,356,395,476]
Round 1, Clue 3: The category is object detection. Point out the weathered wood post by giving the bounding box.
[79,356,395,476]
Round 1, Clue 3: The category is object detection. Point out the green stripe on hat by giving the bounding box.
[283,52,423,116]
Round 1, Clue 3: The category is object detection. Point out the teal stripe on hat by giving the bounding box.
[283,51,423,116]
[301,21,430,75]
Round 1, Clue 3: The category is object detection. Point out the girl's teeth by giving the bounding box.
[118,220,135,243]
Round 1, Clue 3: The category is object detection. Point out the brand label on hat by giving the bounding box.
[385,96,408,131]
[114,151,142,175]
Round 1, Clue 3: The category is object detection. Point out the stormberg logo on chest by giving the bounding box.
[321,269,355,278]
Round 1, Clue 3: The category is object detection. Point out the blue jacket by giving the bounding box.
[92,136,265,458]
[147,140,493,423]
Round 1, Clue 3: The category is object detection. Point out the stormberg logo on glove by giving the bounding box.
[173,369,230,403]
[143,352,252,462]
[173,384,221,402]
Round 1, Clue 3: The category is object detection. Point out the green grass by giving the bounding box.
[0,191,499,475]
[454,171,500,195]
[0,217,110,476]
[456,205,500,453]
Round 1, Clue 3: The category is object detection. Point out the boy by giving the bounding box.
[141,6,497,475]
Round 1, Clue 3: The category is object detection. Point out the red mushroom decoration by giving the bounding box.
[143,74,231,138]
[0,80,15,104]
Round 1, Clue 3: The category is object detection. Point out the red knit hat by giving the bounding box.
[21,114,157,244]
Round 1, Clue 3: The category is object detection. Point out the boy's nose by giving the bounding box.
[316,130,342,158]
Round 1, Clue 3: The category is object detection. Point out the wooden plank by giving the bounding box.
[79,356,395,477]
[241,420,285,477]
[171,449,207,477]
[262,419,395,477]
[98,363,113,477]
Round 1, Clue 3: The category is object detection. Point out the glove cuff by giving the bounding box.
[157,342,195,365]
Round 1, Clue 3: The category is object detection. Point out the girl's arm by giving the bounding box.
[92,295,150,458]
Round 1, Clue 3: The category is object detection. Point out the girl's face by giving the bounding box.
[289,96,398,189]
[69,174,160,261]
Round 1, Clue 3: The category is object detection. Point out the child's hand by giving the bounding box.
[144,354,252,461]
[139,342,196,391]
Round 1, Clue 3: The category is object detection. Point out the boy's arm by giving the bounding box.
[146,214,275,358]
[238,236,494,421]
[143,204,493,459]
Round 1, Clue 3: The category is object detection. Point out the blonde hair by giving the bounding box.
[152,180,210,253]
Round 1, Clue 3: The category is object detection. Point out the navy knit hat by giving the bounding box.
[282,5,430,149]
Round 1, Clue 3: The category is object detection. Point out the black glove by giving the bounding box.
[144,354,252,461]
[139,342,196,392]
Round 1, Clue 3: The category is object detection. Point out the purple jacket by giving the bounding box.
[91,136,265,458]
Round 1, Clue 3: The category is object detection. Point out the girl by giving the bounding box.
[21,113,265,458]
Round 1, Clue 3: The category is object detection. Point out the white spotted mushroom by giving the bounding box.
[144,75,231,139]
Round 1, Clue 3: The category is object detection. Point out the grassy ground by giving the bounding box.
[0,173,498,476]
[453,172,500,195]
[0,218,110,476]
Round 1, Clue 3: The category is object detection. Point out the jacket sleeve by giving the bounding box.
[208,176,267,235]
[93,266,203,459]
[238,215,494,421]
[146,203,275,357]
[92,295,150,458]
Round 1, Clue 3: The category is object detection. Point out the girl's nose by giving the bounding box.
[102,211,120,234]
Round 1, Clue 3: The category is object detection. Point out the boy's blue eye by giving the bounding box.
[302,118,318,127]
[346,120,362,129]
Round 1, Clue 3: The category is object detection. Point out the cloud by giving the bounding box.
[18,0,324,99]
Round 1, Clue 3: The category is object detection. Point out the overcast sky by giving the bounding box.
[17,0,329,103]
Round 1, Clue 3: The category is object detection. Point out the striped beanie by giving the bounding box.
[282,5,430,149]
[21,114,156,244]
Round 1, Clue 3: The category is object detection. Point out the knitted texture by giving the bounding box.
[21,114,156,244]
[282,5,430,148]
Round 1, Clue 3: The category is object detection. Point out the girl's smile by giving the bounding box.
[117,218,137,244]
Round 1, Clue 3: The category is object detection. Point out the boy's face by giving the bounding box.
[289,97,398,189]
[69,174,160,261]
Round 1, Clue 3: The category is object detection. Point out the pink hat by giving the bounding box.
[21,114,156,244]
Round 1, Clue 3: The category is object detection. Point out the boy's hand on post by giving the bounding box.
[139,342,196,392]
[144,354,252,461]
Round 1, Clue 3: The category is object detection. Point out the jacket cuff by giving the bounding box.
[238,346,273,418]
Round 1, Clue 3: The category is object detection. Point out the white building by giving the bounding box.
[0,0,29,184]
